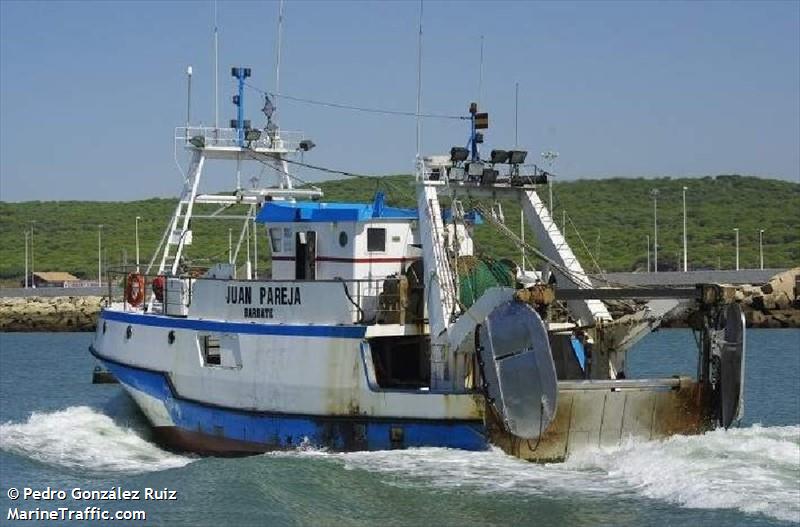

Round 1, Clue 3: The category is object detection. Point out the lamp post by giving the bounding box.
[541,151,559,214]
[135,216,141,272]
[24,231,29,288]
[682,186,688,272]
[520,210,525,271]
[733,228,739,271]
[759,229,764,270]
[98,225,104,287]
[646,234,650,273]
[650,189,659,273]
[29,221,35,288]
[228,228,233,265]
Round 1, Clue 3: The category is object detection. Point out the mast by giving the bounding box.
[414,0,423,169]
[478,35,484,106]
[186,66,193,130]
[514,81,519,147]
[275,0,284,110]
[272,0,293,190]
[213,0,219,128]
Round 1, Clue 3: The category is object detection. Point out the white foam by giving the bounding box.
[278,425,800,523]
[0,406,193,474]
[565,425,800,523]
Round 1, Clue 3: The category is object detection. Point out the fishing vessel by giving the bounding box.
[89,67,746,462]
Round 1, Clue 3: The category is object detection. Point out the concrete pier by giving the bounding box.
[594,268,787,287]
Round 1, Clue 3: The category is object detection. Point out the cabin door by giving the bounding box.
[295,231,317,280]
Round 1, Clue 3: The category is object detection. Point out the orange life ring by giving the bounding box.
[125,273,145,306]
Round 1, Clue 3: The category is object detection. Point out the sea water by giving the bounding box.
[0,330,798,526]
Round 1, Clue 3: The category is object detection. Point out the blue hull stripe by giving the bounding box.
[97,356,488,452]
[101,309,368,339]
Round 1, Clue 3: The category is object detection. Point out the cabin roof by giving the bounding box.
[256,192,483,225]
[256,192,415,224]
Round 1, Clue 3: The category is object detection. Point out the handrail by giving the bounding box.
[105,266,418,325]
[175,126,305,152]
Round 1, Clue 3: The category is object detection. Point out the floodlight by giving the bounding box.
[245,129,262,142]
[231,67,252,78]
[474,133,484,144]
[467,162,484,177]
[229,119,238,129]
[299,139,316,152]
[449,166,465,180]
[189,135,205,148]
[508,150,528,164]
[481,168,498,184]
[450,147,469,163]
[490,150,509,164]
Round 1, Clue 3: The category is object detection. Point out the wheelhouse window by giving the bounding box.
[282,228,293,252]
[268,228,283,252]
[367,228,386,252]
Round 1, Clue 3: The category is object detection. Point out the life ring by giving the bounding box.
[125,273,145,306]
[151,275,166,302]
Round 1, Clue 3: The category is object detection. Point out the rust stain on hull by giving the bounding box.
[488,378,714,463]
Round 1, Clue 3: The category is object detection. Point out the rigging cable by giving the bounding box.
[244,147,417,204]
[244,82,468,121]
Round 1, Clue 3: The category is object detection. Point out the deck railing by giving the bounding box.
[105,266,423,326]
[420,157,551,187]
[175,126,305,153]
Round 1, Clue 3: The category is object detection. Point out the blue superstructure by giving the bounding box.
[257,192,482,224]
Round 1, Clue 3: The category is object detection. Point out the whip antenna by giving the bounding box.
[274,0,285,125]
[213,0,219,128]
[478,35,484,106]
[415,0,424,164]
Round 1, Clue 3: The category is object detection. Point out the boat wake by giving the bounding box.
[0,406,193,474]
[281,424,800,523]
[565,424,800,523]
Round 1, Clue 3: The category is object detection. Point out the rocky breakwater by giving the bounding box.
[0,296,103,332]
[737,267,800,328]
[605,268,799,329]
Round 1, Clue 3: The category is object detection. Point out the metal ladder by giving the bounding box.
[416,183,462,390]
[156,150,206,276]
[428,197,459,320]
[519,190,612,324]
[416,185,459,334]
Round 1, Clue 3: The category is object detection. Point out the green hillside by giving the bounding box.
[1,175,798,283]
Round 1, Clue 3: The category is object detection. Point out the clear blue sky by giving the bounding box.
[1,0,798,201]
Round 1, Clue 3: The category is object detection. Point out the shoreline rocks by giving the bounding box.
[0,296,102,332]
[660,267,800,328]
[734,267,799,328]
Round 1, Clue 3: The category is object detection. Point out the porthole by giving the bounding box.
[168,330,176,345]
[125,325,133,340]
[339,231,348,247]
